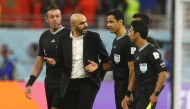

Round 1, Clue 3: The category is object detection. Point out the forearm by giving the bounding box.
[128,61,134,86]
[128,72,135,92]
[154,71,167,92]
[31,56,44,77]
[102,61,112,71]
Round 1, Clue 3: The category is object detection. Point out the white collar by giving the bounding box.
[70,32,84,39]
[50,26,64,35]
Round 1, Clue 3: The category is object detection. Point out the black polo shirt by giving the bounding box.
[38,27,70,78]
[110,34,135,80]
[134,43,167,87]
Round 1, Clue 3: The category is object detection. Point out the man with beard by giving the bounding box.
[106,9,135,109]
[59,13,109,109]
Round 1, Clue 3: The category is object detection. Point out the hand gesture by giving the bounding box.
[85,60,98,72]
[43,57,56,65]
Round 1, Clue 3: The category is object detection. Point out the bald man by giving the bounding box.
[59,13,109,109]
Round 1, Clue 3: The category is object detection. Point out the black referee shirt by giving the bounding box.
[38,27,70,77]
[110,34,135,80]
[134,43,167,87]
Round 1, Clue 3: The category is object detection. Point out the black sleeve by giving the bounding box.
[96,33,109,80]
[38,35,44,56]
[148,49,167,73]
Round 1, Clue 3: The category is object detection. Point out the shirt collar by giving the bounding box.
[50,25,64,35]
[116,33,126,40]
[70,32,84,39]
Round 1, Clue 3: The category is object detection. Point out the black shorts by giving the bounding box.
[45,86,62,109]
[45,76,62,109]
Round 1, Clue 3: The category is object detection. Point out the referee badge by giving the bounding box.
[114,54,120,64]
[139,63,147,73]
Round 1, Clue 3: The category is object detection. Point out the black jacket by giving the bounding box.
[60,30,109,97]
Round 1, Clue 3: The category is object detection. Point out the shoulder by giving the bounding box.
[61,27,71,34]
[86,31,99,36]
[39,30,50,41]
[85,31,100,40]
[146,44,161,59]
[147,44,157,52]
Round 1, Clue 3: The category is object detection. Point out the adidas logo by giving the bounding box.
[51,39,55,43]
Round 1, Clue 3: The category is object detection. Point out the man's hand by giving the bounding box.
[121,95,133,109]
[149,93,158,105]
[25,86,32,99]
[103,61,112,71]
[85,60,98,72]
[43,57,56,65]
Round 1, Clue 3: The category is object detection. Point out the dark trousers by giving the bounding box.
[114,79,128,109]
[63,78,99,109]
[132,85,156,109]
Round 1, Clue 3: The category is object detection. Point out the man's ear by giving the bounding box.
[118,19,123,24]
[136,32,140,37]
[45,16,48,22]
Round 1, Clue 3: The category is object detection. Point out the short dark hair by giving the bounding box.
[131,20,148,39]
[133,13,149,25]
[106,9,124,25]
[45,4,61,15]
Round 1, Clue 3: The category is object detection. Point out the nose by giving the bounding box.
[107,23,109,27]
[84,22,88,27]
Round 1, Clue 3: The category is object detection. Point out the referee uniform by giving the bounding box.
[38,27,70,109]
[132,43,167,109]
[110,34,135,109]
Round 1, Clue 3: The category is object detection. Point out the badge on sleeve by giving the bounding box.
[131,47,136,54]
[43,49,47,56]
[153,52,160,59]
[114,54,120,64]
[139,63,147,73]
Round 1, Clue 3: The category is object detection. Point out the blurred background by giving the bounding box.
[0,0,189,109]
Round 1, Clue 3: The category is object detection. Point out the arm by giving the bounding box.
[25,56,44,99]
[128,61,134,84]
[154,71,167,92]
[31,56,44,77]
[149,50,167,104]
[122,71,136,108]
[149,71,167,104]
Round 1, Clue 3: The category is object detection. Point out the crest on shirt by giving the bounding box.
[160,62,166,68]
[139,63,147,73]
[114,54,120,64]
[153,52,160,59]
[131,47,136,54]
[51,39,55,43]
[43,49,47,56]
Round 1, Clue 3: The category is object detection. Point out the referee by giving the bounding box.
[122,20,167,109]
[25,5,69,109]
[106,10,135,109]
[132,13,159,49]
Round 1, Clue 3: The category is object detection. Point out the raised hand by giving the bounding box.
[85,60,98,72]
[43,57,56,65]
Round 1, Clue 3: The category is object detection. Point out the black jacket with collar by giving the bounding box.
[60,30,109,97]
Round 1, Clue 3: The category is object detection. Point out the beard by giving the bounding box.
[76,27,88,35]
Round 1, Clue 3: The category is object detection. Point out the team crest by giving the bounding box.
[139,63,147,73]
[114,54,120,64]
